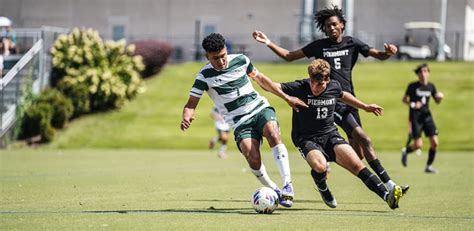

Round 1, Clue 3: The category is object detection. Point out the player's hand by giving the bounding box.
[286,96,308,112]
[436,92,444,100]
[414,101,423,109]
[252,31,270,45]
[384,43,398,56]
[364,104,384,116]
[180,116,195,131]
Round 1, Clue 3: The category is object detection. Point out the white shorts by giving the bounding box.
[215,120,230,132]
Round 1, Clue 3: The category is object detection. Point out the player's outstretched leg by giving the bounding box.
[357,167,402,209]
[270,144,293,207]
[352,127,409,196]
[311,170,337,208]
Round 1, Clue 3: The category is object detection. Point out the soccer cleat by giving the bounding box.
[425,166,439,174]
[386,185,402,209]
[217,151,227,159]
[274,184,293,208]
[401,148,408,167]
[401,185,410,196]
[315,185,337,208]
[279,182,294,208]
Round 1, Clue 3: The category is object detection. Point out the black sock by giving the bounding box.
[311,169,327,190]
[357,167,388,200]
[427,148,436,166]
[368,159,391,183]
[404,134,412,149]
[406,146,414,154]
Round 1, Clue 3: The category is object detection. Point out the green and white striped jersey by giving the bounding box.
[189,54,270,129]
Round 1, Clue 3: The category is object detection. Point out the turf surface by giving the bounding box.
[1,149,472,230]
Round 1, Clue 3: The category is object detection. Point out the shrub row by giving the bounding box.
[18,28,173,143]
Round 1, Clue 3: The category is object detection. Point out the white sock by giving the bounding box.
[271,144,291,185]
[250,163,278,190]
[385,180,396,191]
[219,144,227,153]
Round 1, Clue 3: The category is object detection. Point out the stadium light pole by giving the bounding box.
[194,20,201,61]
[436,0,447,61]
[344,0,354,36]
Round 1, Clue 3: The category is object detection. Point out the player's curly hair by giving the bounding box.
[313,5,346,32]
[308,59,331,81]
[202,33,226,52]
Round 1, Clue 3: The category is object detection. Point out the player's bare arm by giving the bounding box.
[252,30,305,62]
[180,96,200,131]
[367,43,398,60]
[248,70,308,112]
[340,91,383,116]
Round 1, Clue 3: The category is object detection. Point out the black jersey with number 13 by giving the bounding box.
[281,79,343,138]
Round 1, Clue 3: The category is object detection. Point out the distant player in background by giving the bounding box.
[181,33,308,207]
[277,59,403,209]
[253,5,408,194]
[401,63,444,173]
[208,106,230,159]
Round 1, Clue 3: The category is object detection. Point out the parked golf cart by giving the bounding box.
[397,21,451,60]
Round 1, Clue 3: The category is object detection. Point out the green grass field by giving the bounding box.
[0,149,472,230]
[45,61,473,151]
[2,61,473,229]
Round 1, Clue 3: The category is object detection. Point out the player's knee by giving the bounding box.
[220,133,229,142]
[358,136,372,148]
[265,131,281,145]
[413,140,423,149]
[313,160,327,172]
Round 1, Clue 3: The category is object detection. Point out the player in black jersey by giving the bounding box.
[276,59,402,209]
[401,63,444,173]
[253,5,408,194]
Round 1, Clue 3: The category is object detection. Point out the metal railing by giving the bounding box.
[0,27,69,146]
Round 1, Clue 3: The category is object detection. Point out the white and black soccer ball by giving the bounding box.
[251,187,279,214]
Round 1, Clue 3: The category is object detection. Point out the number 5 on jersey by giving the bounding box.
[334,58,341,69]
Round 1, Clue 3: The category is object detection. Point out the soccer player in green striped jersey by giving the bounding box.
[181,33,308,207]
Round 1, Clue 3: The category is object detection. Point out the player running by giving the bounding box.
[401,63,444,173]
[253,5,408,194]
[208,106,231,159]
[181,33,307,207]
[278,59,403,209]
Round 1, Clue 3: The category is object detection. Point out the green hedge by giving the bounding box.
[51,28,145,114]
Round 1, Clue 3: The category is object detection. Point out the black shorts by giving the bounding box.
[334,103,361,138]
[410,112,438,139]
[293,130,348,162]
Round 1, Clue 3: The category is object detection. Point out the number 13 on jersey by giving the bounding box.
[316,107,328,119]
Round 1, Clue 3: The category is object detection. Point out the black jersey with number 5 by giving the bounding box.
[281,79,343,138]
[302,36,370,97]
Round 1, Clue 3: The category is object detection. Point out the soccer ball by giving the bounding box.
[251,187,279,214]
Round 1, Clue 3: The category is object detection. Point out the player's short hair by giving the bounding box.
[414,63,430,74]
[202,33,226,53]
[308,59,331,82]
[314,5,346,32]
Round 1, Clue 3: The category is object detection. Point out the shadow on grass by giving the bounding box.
[193,199,381,205]
[82,206,388,215]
